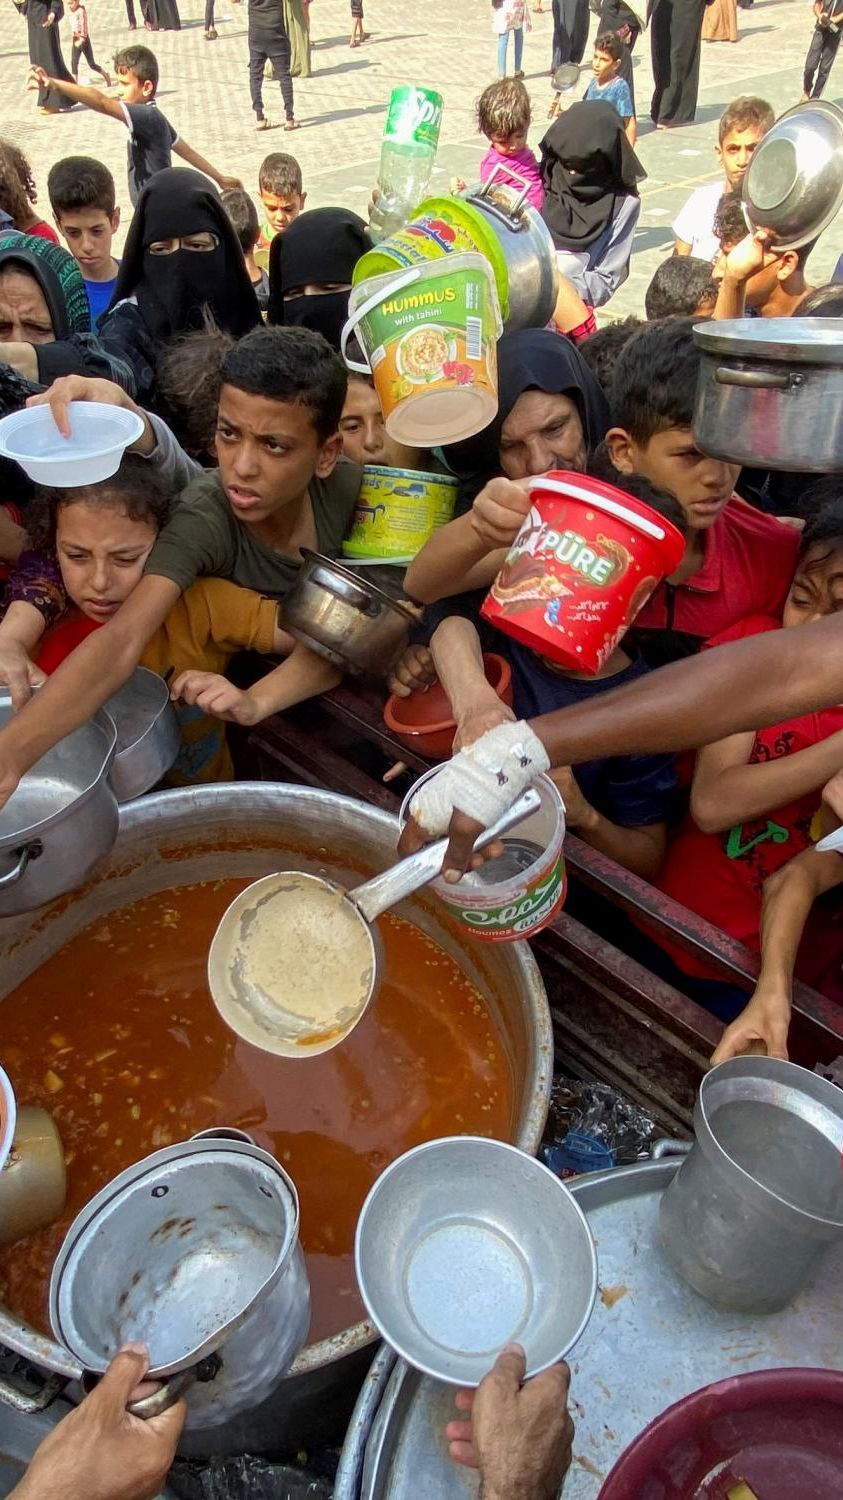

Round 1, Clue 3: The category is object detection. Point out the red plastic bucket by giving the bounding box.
[481,471,685,674]
[598,1367,843,1499]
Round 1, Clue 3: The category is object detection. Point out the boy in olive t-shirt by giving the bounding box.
[0,328,362,778]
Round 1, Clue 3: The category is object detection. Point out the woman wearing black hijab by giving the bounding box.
[442,327,610,514]
[267,207,371,350]
[98,169,260,403]
[540,101,645,310]
[649,0,708,128]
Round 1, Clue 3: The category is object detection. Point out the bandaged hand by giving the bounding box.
[409,721,550,836]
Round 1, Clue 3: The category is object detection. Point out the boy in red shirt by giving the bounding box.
[602,317,800,665]
[654,497,843,1002]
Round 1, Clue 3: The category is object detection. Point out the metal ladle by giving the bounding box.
[207,788,542,1058]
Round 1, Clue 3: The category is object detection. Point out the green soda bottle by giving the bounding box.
[369,85,444,243]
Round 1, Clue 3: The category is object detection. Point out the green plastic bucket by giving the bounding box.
[354,196,510,322]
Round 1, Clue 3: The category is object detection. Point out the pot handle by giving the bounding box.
[649,1138,693,1160]
[475,162,530,217]
[714,367,799,391]
[126,1367,198,1420]
[0,841,41,889]
[340,266,426,374]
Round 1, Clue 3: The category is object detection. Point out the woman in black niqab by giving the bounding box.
[540,101,644,251]
[98,169,260,401]
[267,207,371,350]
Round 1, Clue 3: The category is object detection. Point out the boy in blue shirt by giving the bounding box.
[584,31,636,146]
[47,156,120,329]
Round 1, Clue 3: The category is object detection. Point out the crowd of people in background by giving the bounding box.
[2,9,843,1494]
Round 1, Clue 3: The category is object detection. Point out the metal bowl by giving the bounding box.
[743,100,843,251]
[283,550,417,676]
[105,666,180,802]
[354,1136,597,1387]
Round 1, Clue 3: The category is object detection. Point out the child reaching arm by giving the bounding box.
[29,44,241,205]
[712,844,843,1064]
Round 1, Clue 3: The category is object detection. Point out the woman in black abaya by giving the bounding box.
[140,0,181,28]
[20,0,74,114]
[649,0,708,127]
[552,0,590,67]
[599,0,641,109]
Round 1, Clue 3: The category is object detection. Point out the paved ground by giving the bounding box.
[2,0,842,318]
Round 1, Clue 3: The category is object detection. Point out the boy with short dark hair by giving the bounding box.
[257,152,306,253]
[221,188,269,312]
[604,318,799,663]
[583,31,636,145]
[673,95,774,260]
[29,44,241,206]
[644,256,717,320]
[47,156,120,328]
[714,230,816,320]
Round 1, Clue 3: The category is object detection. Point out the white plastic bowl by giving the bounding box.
[0,401,145,486]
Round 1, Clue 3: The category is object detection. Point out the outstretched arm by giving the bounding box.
[172,138,243,192]
[28,65,124,117]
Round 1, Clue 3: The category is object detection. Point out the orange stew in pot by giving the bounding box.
[0,878,515,1343]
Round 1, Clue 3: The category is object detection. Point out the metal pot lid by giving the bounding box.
[693,316,843,363]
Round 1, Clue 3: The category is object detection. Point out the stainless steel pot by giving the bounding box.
[659,1057,843,1313]
[105,667,180,802]
[283,550,417,675]
[50,1133,310,1430]
[0,783,552,1456]
[742,99,843,251]
[461,170,557,332]
[692,317,843,472]
[0,691,118,916]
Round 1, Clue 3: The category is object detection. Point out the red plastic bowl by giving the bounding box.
[383,652,513,760]
[598,1367,843,1500]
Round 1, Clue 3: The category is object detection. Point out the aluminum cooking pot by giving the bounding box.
[743,99,843,251]
[461,169,557,332]
[105,667,180,802]
[692,317,843,472]
[283,550,418,675]
[0,691,118,916]
[49,1131,311,1430]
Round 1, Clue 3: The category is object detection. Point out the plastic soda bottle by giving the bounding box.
[369,85,444,243]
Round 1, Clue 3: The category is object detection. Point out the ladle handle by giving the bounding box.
[351,787,542,924]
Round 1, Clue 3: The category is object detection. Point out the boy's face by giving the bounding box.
[592,48,618,84]
[55,206,120,279]
[783,541,843,628]
[339,377,422,469]
[117,67,154,104]
[259,188,306,236]
[489,128,529,157]
[716,126,765,190]
[214,385,342,527]
[607,425,739,531]
[56,502,157,620]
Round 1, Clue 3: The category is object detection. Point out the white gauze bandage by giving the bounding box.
[409,721,550,836]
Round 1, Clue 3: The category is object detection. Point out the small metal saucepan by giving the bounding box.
[49,1131,310,1429]
[105,667,180,802]
[283,550,419,676]
[207,788,542,1057]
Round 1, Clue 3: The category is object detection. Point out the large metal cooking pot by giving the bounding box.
[284,550,417,675]
[0,691,118,916]
[0,782,552,1457]
[692,317,843,472]
[742,99,843,251]
[460,170,557,332]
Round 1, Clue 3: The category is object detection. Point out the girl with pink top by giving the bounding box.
[474,78,544,210]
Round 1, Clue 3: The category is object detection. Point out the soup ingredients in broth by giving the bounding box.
[0,878,514,1344]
